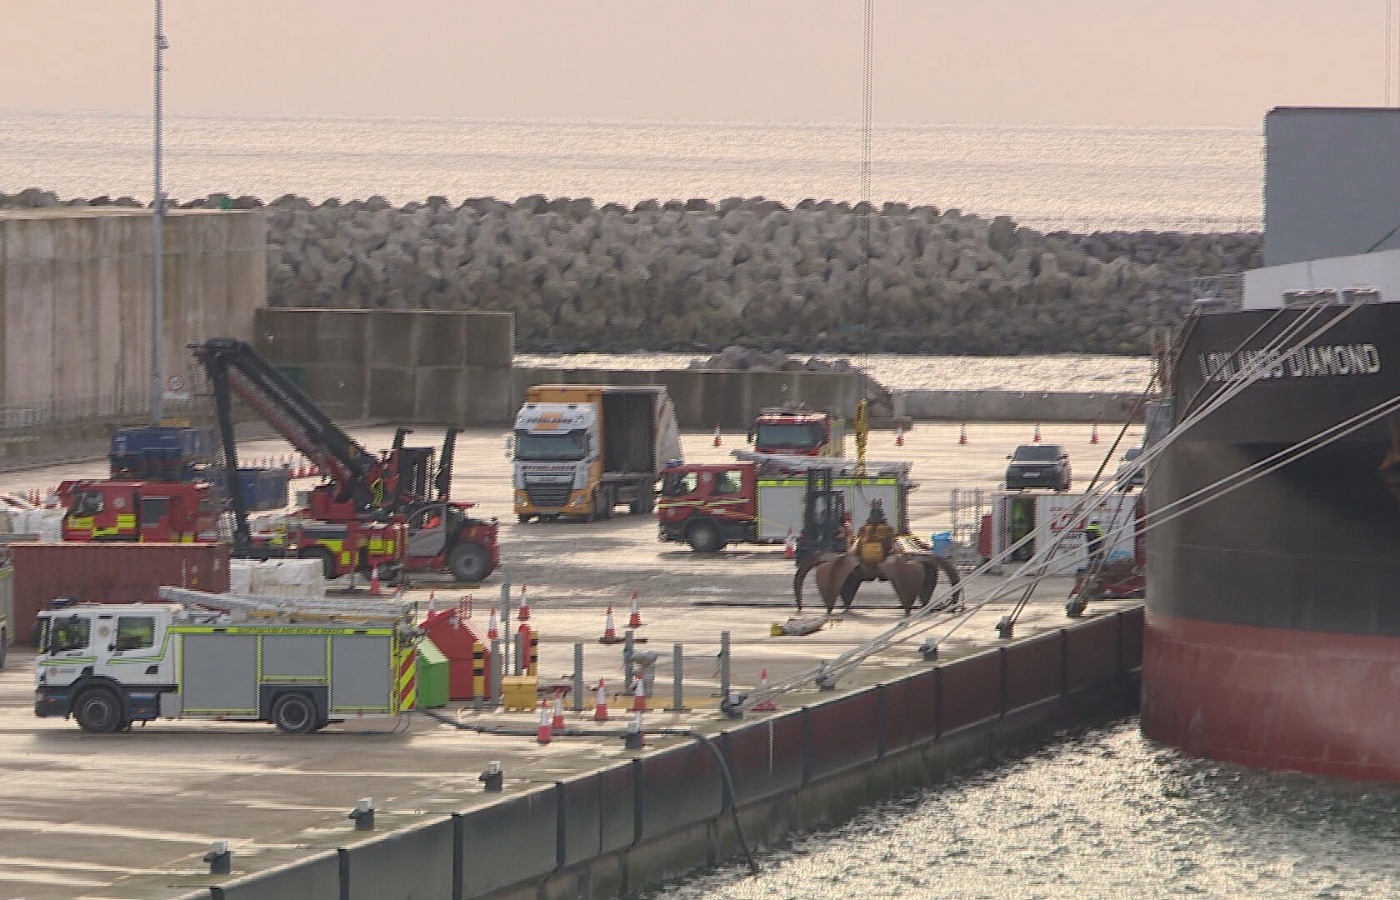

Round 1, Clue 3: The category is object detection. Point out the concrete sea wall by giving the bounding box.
[173,606,1143,900]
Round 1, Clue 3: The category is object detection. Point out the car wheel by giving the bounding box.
[74,686,124,734]
[447,541,492,582]
[686,521,724,553]
[271,692,318,735]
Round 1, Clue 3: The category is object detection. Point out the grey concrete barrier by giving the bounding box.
[635,740,725,842]
[1065,615,1121,692]
[719,715,805,805]
[876,670,940,753]
[1003,630,1067,711]
[209,849,341,900]
[459,787,559,898]
[898,389,1145,424]
[555,764,635,867]
[804,687,883,781]
[938,648,1004,732]
[343,818,454,900]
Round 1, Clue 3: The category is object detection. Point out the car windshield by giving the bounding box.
[1012,445,1061,462]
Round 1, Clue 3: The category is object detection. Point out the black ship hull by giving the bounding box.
[1144,302,1400,780]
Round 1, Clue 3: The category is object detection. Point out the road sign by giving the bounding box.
[163,373,190,401]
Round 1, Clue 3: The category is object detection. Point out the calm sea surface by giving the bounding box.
[0,109,1261,232]
[11,109,1379,898]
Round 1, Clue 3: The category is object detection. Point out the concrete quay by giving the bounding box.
[0,421,1144,900]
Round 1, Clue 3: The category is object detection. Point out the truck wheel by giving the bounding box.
[629,490,655,516]
[298,547,337,580]
[271,692,318,735]
[74,686,124,734]
[448,542,492,582]
[517,514,532,524]
[0,628,6,669]
[600,487,614,521]
[686,521,724,553]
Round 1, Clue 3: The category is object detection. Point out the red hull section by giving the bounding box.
[1143,613,1400,781]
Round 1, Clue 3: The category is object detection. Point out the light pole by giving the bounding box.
[151,0,168,424]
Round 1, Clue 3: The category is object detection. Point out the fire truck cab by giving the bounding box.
[60,480,220,543]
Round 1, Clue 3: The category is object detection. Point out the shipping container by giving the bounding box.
[10,543,230,645]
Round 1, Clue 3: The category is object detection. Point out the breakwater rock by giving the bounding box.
[2,189,1262,355]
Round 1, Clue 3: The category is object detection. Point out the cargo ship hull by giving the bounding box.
[1143,302,1400,781]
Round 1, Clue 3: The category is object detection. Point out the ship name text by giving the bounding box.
[1198,343,1382,382]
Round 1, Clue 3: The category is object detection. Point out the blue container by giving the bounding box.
[930,531,953,555]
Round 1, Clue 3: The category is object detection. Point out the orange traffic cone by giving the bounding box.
[958,423,968,445]
[517,586,530,622]
[551,692,566,731]
[487,606,500,641]
[630,671,647,712]
[599,606,622,643]
[895,425,905,447]
[1090,422,1100,444]
[627,591,644,628]
[713,424,722,447]
[1033,422,1042,442]
[783,529,796,560]
[593,679,610,722]
[752,669,778,711]
[536,701,552,744]
[369,568,383,596]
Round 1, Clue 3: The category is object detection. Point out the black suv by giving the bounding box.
[1005,444,1071,491]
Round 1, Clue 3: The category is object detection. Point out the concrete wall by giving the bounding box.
[898,389,1146,423]
[178,606,1144,900]
[254,308,515,425]
[0,208,264,424]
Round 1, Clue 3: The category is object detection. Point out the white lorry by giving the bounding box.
[987,490,1143,575]
[33,588,419,734]
[512,384,683,522]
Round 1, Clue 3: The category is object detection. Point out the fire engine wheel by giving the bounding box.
[686,521,725,553]
[298,547,337,581]
[448,542,492,583]
[271,692,318,735]
[74,686,124,734]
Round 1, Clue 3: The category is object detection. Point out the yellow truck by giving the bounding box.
[512,384,683,522]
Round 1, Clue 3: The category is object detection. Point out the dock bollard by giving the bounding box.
[479,761,504,792]
[203,840,231,876]
[668,643,688,712]
[718,631,732,701]
[623,711,645,750]
[572,643,585,713]
[349,798,374,831]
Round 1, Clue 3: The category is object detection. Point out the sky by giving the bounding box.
[2,1,1392,127]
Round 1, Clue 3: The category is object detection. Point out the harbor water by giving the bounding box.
[643,720,1400,899]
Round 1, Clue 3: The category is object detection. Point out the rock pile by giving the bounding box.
[0,189,1263,356]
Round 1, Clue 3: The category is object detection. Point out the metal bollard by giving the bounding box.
[515,629,528,676]
[203,840,231,876]
[479,761,504,792]
[348,798,374,831]
[500,580,512,673]
[669,643,688,711]
[572,643,585,713]
[491,638,503,706]
[718,630,731,700]
[622,631,634,686]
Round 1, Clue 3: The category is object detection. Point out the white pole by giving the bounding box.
[151,0,167,424]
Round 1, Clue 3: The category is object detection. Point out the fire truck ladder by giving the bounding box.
[158,586,414,628]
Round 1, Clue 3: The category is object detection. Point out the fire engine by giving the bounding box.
[747,404,845,457]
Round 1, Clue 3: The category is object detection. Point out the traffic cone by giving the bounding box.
[551,692,566,731]
[1033,422,1042,442]
[599,606,621,643]
[958,423,968,445]
[487,606,500,641]
[752,669,778,711]
[593,679,610,722]
[630,671,647,712]
[517,586,530,622]
[713,423,722,447]
[895,425,905,447]
[369,568,383,596]
[536,701,553,744]
[1090,422,1100,444]
[627,591,644,628]
[427,590,436,613]
[783,529,796,560]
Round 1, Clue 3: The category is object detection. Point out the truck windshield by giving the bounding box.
[41,615,91,653]
[514,429,587,462]
[754,423,820,448]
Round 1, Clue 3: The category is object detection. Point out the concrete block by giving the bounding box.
[367,367,414,420]
[296,364,367,421]
[459,787,559,898]
[344,818,454,900]
[721,715,804,805]
[636,741,723,841]
[463,311,514,368]
[415,312,467,367]
[463,365,516,425]
[256,309,368,368]
[1003,630,1065,712]
[937,648,1003,733]
[368,309,415,364]
[806,688,882,781]
[210,849,341,900]
[1065,615,1120,692]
